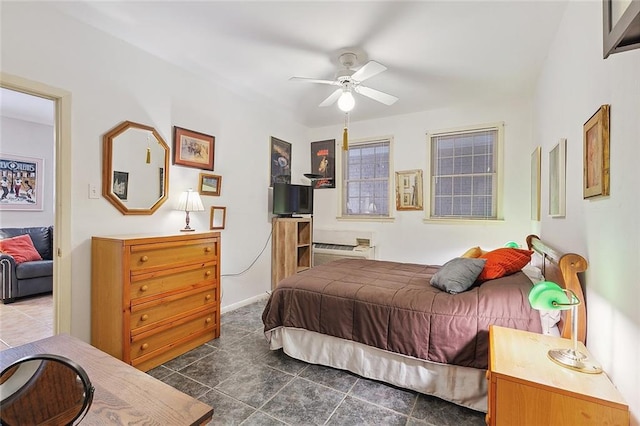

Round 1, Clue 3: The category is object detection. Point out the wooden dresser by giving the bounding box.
[91,232,220,371]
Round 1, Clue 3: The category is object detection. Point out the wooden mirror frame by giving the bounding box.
[102,121,170,215]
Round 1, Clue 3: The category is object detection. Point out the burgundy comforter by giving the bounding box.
[262,258,542,369]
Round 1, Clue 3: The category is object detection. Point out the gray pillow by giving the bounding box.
[430,257,487,294]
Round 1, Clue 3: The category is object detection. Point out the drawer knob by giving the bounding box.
[205,294,212,301]
[141,343,149,350]
[141,314,149,321]
[205,247,212,253]
[140,255,149,262]
[485,370,490,380]
[140,285,149,292]
[205,270,212,277]
[205,317,212,324]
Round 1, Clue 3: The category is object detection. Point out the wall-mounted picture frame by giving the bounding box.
[270,137,291,186]
[549,139,566,218]
[395,169,424,211]
[603,0,640,58]
[310,139,336,189]
[583,104,610,199]
[0,154,44,211]
[531,146,541,221]
[199,173,222,196]
[113,170,129,201]
[173,126,215,170]
[210,206,226,230]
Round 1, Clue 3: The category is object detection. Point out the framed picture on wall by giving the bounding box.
[0,154,44,211]
[583,104,610,198]
[270,137,291,186]
[173,126,215,171]
[603,0,640,58]
[531,147,541,221]
[549,139,566,218]
[199,173,222,196]
[395,169,424,211]
[310,139,335,189]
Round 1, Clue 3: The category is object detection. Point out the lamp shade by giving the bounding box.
[528,281,571,310]
[176,189,204,212]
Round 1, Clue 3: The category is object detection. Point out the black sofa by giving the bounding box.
[0,226,53,304]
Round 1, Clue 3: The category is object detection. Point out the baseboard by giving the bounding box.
[221,292,270,314]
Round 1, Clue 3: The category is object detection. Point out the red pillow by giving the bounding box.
[477,247,533,282]
[0,234,43,264]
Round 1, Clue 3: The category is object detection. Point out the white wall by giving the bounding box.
[0,116,55,227]
[309,99,534,265]
[533,1,639,422]
[1,3,307,341]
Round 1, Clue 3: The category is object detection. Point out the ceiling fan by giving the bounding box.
[290,52,398,112]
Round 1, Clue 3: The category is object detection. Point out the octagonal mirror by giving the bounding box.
[102,121,169,215]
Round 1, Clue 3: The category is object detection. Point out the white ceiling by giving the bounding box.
[0,88,55,126]
[8,1,570,128]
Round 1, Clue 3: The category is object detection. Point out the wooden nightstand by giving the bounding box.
[487,325,629,426]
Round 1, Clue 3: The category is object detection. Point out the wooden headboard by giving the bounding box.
[526,234,588,344]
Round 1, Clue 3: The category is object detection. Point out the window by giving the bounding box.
[341,138,391,218]
[428,124,502,220]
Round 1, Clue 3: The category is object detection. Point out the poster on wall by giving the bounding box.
[270,137,291,186]
[0,154,44,211]
[310,139,335,189]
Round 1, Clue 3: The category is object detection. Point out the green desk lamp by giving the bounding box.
[528,281,602,374]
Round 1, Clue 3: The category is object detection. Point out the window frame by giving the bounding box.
[425,122,504,222]
[337,136,395,221]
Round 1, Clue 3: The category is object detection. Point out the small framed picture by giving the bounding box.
[583,104,610,198]
[549,139,566,217]
[210,206,226,230]
[173,126,215,170]
[395,169,423,211]
[199,173,222,196]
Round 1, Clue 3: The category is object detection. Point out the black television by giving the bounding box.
[272,183,314,217]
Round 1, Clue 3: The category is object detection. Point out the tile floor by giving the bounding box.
[0,294,485,425]
[0,293,53,350]
[149,298,486,426]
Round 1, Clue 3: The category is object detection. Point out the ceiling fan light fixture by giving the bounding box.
[338,91,355,112]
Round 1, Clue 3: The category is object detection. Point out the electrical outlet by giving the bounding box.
[89,184,99,199]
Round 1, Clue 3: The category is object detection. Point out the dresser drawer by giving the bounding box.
[130,286,217,332]
[129,238,218,271]
[130,262,217,300]
[130,311,216,361]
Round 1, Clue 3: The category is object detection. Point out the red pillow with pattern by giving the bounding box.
[0,234,43,264]
[476,247,533,282]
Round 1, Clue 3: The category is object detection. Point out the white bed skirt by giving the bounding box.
[266,327,488,413]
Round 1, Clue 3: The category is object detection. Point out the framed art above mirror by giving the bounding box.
[103,121,170,215]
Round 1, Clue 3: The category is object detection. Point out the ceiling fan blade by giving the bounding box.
[355,86,398,106]
[351,61,387,82]
[318,89,342,107]
[289,77,338,86]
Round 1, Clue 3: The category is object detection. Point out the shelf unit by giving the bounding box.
[271,217,312,289]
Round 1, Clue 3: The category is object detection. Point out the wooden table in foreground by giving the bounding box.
[0,334,213,425]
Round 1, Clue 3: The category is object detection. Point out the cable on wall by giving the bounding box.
[221,228,273,277]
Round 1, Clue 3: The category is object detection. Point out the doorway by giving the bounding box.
[0,73,72,339]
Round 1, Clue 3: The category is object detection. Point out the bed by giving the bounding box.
[262,234,588,412]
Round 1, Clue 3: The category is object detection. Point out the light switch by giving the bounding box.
[89,184,99,199]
